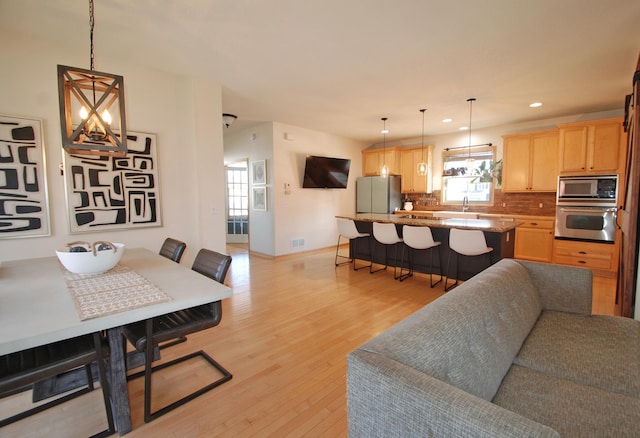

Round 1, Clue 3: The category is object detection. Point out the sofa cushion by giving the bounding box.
[493,365,640,438]
[359,258,542,401]
[514,311,640,398]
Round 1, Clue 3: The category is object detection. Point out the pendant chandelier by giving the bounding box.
[380,117,389,178]
[465,98,476,171]
[417,108,428,176]
[58,0,127,156]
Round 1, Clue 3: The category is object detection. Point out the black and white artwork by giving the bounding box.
[64,131,162,233]
[0,115,50,239]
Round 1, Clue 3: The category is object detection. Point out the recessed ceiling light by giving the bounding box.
[529,102,543,108]
[442,118,453,123]
[459,126,469,131]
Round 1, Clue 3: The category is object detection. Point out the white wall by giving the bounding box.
[0,31,226,265]
[224,122,365,256]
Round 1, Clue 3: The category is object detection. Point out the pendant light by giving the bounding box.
[465,98,476,172]
[417,109,428,176]
[380,117,389,178]
[58,0,127,156]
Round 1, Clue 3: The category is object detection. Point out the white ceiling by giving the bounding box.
[2,0,639,144]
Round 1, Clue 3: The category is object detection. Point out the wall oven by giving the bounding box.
[555,175,618,244]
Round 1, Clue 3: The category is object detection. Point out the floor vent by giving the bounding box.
[291,238,305,249]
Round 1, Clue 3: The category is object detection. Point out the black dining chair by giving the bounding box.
[157,238,188,349]
[159,237,187,263]
[122,248,233,423]
[0,332,115,437]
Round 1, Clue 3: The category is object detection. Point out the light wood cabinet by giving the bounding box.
[400,146,433,193]
[552,237,619,277]
[502,130,558,192]
[514,217,555,262]
[362,148,400,176]
[558,118,625,175]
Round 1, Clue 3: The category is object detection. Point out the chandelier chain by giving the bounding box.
[89,0,95,71]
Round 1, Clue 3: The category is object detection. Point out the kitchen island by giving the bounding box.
[337,213,522,281]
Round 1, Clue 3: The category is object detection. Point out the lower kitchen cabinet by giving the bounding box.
[552,238,619,276]
[514,217,555,262]
[552,233,621,316]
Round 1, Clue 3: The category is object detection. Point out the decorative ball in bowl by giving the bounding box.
[56,241,125,275]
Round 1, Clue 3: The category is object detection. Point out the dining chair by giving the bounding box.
[399,225,443,287]
[159,237,187,263]
[335,218,372,270]
[444,228,493,291]
[0,332,115,437]
[122,248,233,423]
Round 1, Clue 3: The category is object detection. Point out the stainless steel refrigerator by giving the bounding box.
[356,176,402,213]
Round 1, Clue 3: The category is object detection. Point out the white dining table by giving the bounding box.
[0,247,233,435]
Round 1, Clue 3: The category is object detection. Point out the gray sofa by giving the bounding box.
[347,258,640,437]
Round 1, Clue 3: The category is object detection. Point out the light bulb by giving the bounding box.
[79,106,89,120]
[380,164,389,178]
[417,162,427,176]
[102,109,112,125]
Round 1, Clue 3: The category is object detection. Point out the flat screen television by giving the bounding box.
[302,155,351,189]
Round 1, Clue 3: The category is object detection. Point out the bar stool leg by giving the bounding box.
[398,244,412,281]
[444,251,459,292]
[429,246,443,288]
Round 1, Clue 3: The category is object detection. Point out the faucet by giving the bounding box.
[462,196,469,212]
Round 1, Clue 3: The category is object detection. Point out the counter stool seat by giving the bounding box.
[399,225,442,286]
[335,218,372,270]
[444,228,493,291]
[370,222,404,279]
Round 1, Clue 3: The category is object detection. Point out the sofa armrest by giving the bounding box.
[347,349,559,438]
[516,260,593,315]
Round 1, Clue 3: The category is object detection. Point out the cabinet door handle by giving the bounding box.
[530,222,538,226]
[578,251,587,255]
[578,260,586,264]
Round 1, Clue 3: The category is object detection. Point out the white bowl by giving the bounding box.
[56,243,125,275]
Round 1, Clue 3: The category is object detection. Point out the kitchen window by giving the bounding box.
[441,146,495,205]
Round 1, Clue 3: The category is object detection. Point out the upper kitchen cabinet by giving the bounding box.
[400,146,433,193]
[558,118,626,175]
[502,129,559,192]
[362,147,400,176]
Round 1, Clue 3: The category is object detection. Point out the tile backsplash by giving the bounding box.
[405,190,557,216]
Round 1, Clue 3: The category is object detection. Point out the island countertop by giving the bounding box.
[337,213,523,233]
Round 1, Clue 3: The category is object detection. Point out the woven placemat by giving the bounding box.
[63,264,172,320]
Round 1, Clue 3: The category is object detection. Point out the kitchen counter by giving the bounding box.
[337,214,522,281]
[339,213,523,233]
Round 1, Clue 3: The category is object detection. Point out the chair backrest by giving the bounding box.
[337,218,362,239]
[373,222,401,245]
[159,238,187,263]
[449,228,491,256]
[192,248,232,284]
[402,225,438,250]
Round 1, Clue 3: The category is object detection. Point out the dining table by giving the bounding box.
[0,247,233,435]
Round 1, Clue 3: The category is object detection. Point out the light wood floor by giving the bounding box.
[0,245,446,437]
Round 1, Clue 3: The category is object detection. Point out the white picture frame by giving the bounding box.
[253,186,267,211]
[252,160,266,185]
[63,130,162,233]
[0,114,51,239]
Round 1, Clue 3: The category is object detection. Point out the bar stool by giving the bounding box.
[399,225,442,287]
[444,228,493,291]
[370,222,403,279]
[335,218,371,270]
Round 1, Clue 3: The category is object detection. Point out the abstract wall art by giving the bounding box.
[64,131,162,233]
[0,115,50,239]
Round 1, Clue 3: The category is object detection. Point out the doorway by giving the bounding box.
[225,160,249,244]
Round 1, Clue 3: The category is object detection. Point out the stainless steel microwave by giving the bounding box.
[557,175,618,204]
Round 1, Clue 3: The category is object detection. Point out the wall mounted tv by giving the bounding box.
[302,155,351,189]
